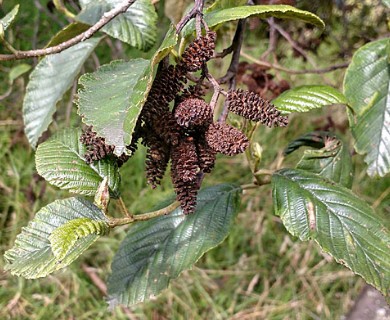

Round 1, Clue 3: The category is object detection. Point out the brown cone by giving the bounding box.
[227,89,289,127]
[171,136,200,182]
[80,126,120,165]
[205,122,249,156]
[178,31,217,73]
[144,131,170,188]
[174,98,212,129]
[171,136,201,214]
[195,136,216,173]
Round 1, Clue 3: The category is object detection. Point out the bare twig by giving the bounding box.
[81,265,107,295]
[218,19,246,123]
[214,45,234,59]
[0,0,135,61]
[219,19,246,84]
[108,201,180,227]
[81,265,138,320]
[261,18,277,60]
[195,12,202,38]
[202,66,225,111]
[0,87,12,100]
[176,0,205,34]
[268,19,315,66]
[117,196,133,218]
[240,51,349,74]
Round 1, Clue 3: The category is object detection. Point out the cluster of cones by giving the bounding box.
[80,31,288,214]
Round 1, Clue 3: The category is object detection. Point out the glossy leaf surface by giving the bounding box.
[36,128,120,197]
[272,169,390,296]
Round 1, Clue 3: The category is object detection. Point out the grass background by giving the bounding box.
[0,1,389,319]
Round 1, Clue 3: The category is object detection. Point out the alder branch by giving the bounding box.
[240,51,349,74]
[202,65,226,111]
[218,19,246,123]
[261,17,277,60]
[219,19,246,84]
[268,19,317,68]
[108,201,180,227]
[0,0,136,61]
[176,0,205,34]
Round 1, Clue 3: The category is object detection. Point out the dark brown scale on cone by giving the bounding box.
[144,131,170,188]
[125,121,144,156]
[174,98,213,129]
[116,153,130,167]
[152,110,182,146]
[195,137,216,173]
[150,65,186,105]
[178,31,217,73]
[172,178,199,215]
[80,126,114,163]
[175,85,205,105]
[140,66,179,122]
[227,89,289,127]
[140,65,186,126]
[205,122,249,156]
[171,137,200,214]
[171,136,200,182]
[80,126,132,167]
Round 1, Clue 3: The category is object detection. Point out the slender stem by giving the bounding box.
[118,197,132,218]
[217,19,246,123]
[176,0,205,34]
[218,77,235,123]
[254,169,274,176]
[0,0,135,61]
[203,66,225,110]
[219,19,246,84]
[240,51,349,75]
[53,0,76,19]
[195,13,202,38]
[0,38,18,54]
[261,18,277,60]
[241,183,261,190]
[108,201,180,227]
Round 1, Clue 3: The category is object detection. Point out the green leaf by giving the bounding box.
[49,218,109,261]
[343,38,390,177]
[45,22,90,48]
[0,4,19,31]
[205,0,247,12]
[77,59,150,152]
[76,0,157,51]
[36,128,120,197]
[182,5,325,37]
[77,25,178,152]
[107,184,242,307]
[284,131,353,188]
[382,0,390,8]
[151,24,178,66]
[8,64,31,85]
[23,38,100,148]
[272,85,347,114]
[4,197,108,279]
[272,169,390,296]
